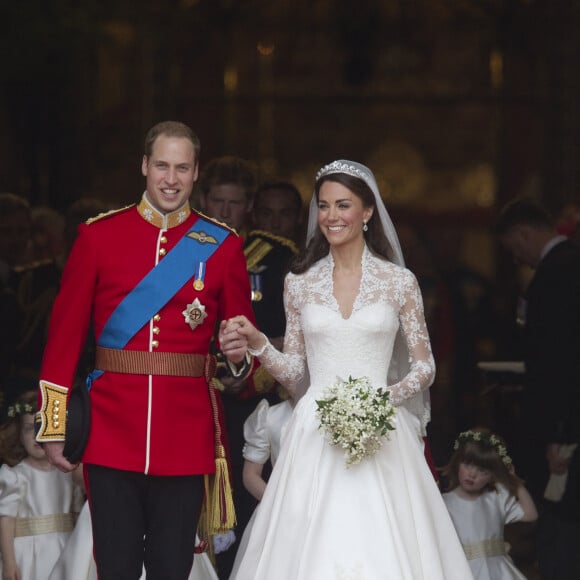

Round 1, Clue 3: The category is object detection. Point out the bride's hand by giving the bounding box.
[225,315,266,352]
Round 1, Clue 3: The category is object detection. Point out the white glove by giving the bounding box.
[213,529,236,554]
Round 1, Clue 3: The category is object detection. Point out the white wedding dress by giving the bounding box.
[232,247,473,580]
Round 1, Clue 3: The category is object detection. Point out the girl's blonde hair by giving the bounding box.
[441,427,523,496]
[0,391,38,466]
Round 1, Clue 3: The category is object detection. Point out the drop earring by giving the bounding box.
[363,221,368,232]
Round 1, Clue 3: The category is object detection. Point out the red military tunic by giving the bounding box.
[38,195,254,476]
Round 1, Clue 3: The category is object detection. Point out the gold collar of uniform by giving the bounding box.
[137,193,191,229]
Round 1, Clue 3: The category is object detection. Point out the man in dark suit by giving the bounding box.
[495,197,580,579]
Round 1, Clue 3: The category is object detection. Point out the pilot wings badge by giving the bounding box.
[182,298,208,330]
[187,231,218,244]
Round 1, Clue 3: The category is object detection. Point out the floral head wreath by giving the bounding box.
[453,430,512,467]
[7,402,36,418]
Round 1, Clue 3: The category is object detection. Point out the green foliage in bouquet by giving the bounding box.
[316,376,396,467]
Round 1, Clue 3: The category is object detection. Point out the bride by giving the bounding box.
[220,160,473,579]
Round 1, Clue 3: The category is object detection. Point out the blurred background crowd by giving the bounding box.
[1,2,580,578]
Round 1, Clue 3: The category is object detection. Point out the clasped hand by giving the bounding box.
[219,315,265,359]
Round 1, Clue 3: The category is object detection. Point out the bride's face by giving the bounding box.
[317,181,373,248]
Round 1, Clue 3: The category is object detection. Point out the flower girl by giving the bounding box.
[442,428,538,580]
[0,391,83,580]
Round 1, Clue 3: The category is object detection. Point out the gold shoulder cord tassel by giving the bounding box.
[199,382,236,562]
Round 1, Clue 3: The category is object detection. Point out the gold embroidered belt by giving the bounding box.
[463,538,507,560]
[15,513,75,537]
[95,347,216,380]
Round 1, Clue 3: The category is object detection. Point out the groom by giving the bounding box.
[36,121,254,580]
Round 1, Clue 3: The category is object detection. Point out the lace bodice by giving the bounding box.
[255,246,435,413]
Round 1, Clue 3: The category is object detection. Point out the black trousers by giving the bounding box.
[537,449,580,579]
[86,464,204,580]
[537,506,580,579]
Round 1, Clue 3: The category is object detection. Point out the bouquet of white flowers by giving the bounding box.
[315,375,396,467]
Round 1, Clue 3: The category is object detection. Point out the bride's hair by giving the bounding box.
[291,173,395,274]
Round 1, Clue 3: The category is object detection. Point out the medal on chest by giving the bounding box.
[182,298,208,330]
[193,261,206,291]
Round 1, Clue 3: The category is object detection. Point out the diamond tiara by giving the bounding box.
[316,160,372,184]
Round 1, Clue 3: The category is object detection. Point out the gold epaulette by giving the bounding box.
[244,237,274,272]
[193,210,239,236]
[85,204,135,225]
[247,230,299,255]
[35,380,68,442]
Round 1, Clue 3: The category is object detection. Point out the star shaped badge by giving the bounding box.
[182,298,208,330]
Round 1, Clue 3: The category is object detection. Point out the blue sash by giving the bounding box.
[88,217,228,386]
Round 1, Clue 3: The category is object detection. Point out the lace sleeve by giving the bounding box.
[388,270,435,406]
[252,275,307,395]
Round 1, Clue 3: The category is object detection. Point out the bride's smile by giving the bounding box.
[317,181,372,249]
